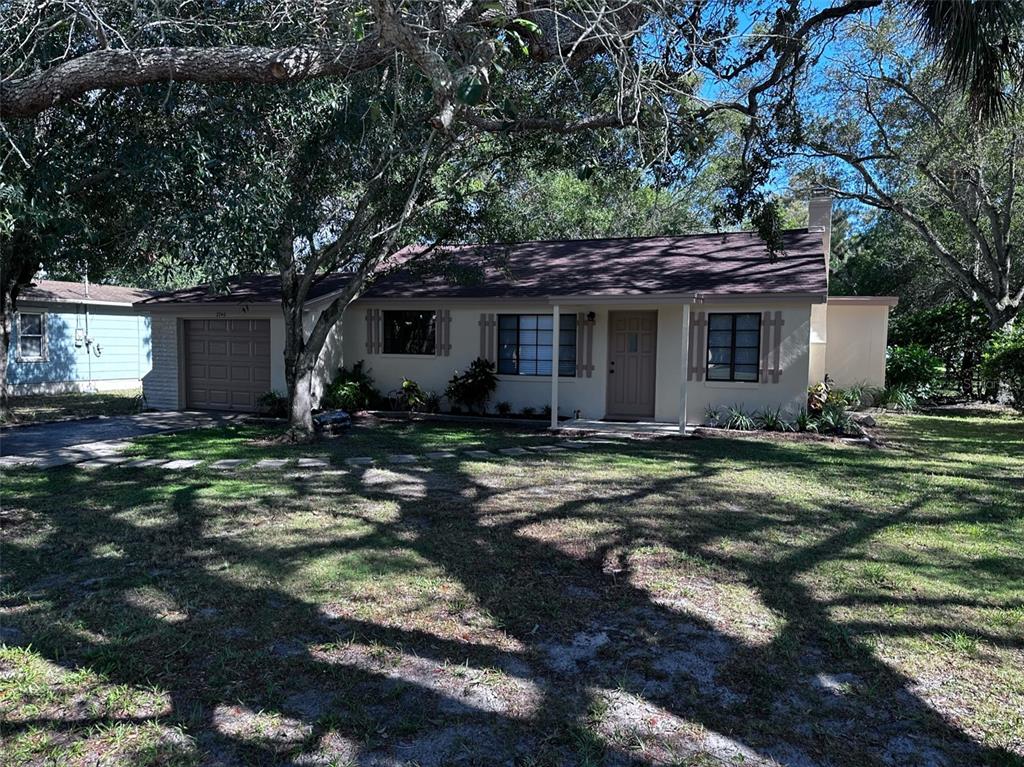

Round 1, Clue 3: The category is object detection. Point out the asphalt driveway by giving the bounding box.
[0,411,235,457]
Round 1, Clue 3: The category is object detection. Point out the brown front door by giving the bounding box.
[606,311,657,419]
[185,319,272,412]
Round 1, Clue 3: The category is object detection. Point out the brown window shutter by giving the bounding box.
[478,313,496,362]
[759,311,771,383]
[769,311,784,383]
[687,311,707,381]
[435,309,451,357]
[365,309,374,354]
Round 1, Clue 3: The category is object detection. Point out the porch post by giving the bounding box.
[550,306,560,429]
[679,303,691,435]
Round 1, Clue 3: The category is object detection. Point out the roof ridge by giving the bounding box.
[429,227,812,250]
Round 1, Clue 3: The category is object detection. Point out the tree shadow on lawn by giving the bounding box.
[2,434,1021,766]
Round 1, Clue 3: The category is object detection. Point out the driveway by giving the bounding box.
[0,411,239,461]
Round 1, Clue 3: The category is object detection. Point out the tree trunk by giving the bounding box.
[0,306,11,421]
[286,362,317,440]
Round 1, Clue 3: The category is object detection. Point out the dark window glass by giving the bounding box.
[18,312,44,359]
[706,313,760,382]
[498,314,576,376]
[382,310,436,355]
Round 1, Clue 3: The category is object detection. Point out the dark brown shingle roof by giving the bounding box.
[138,272,356,306]
[137,229,828,306]
[20,279,154,305]
[364,229,827,300]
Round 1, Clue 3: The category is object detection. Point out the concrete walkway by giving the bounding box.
[0,411,245,469]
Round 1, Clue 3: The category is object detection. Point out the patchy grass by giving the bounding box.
[1,412,1022,766]
[1,389,143,425]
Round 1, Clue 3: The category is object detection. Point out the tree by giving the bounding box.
[7,1,980,435]
[795,18,1024,330]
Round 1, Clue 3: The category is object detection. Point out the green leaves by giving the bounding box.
[457,77,485,106]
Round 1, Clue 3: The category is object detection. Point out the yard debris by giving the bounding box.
[313,409,352,435]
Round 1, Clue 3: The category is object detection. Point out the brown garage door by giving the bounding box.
[185,319,271,412]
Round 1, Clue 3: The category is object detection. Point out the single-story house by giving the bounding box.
[137,195,897,428]
[7,280,154,395]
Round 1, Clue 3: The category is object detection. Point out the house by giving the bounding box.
[6,280,154,395]
[137,195,897,428]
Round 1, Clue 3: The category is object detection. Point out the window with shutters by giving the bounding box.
[497,314,576,376]
[706,313,760,382]
[382,310,436,355]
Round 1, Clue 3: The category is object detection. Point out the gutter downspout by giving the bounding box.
[551,305,560,429]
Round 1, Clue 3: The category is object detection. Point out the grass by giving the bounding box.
[1,412,1022,765]
[1,388,143,425]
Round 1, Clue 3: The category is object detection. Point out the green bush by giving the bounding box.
[817,403,855,435]
[256,390,288,418]
[886,344,942,397]
[829,382,879,411]
[877,386,917,411]
[391,378,428,411]
[755,407,793,432]
[794,408,818,433]
[982,325,1024,412]
[322,361,382,412]
[724,405,755,431]
[445,358,498,414]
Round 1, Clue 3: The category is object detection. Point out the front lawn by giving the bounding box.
[1,388,143,425]
[1,413,1022,766]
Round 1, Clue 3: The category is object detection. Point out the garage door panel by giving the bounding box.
[185,319,271,412]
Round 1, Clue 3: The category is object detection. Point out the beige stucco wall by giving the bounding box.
[339,299,816,425]
[825,303,890,388]
[808,302,828,387]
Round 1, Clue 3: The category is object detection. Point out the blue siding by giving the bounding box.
[7,302,152,386]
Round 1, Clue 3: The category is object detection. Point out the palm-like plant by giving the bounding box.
[907,0,1024,117]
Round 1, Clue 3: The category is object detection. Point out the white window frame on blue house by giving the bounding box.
[16,311,48,363]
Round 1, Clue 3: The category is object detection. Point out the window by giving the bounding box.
[382,310,436,355]
[18,312,45,361]
[498,314,576,376]
[707,313,760,382]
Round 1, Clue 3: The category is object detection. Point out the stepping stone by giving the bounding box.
[532,445,567,453]
[123,458,169,469]
[254,458,289,470]
[162,459,202,471]
[464,450,497,459]
[35,455,77,469]
[387,454,418,464]
[345,457,374,467]
[560,442,591,450]
[296,458,328,469]
[79,456,131,469]
[209,459,246,470]
[424,451,457,460]
[498,447,529,456]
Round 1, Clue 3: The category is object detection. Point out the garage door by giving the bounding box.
[185,319,271,412]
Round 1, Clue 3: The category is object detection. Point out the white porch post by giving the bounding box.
[679,303,691,435]
[550,306,560,429]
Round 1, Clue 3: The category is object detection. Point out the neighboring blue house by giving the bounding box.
[7,279,153,395]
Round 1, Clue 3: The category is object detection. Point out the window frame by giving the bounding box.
[381,309,437,356]
[16,311,47,363]
[705,312,761,383]
[497,313,577,377]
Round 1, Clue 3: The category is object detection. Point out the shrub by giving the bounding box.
[521,406,536,417]
[323,360,382,412]
[830,382,879,411]
[886,344,942,398]
[704,405,722,427]
[256,390,288,418]
[877,386,917,412]
[423,391,442,414]
[755,407,793,432]
[817,403,855,435]
[496,401,512,416]
[794,408,818,433]
[982,325,1024,411]
[391,378,427,411]
[445,358,498,414]
[724,405,755,431]
[807,380,831,413]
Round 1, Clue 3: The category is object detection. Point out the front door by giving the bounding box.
[606,311,657,419]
